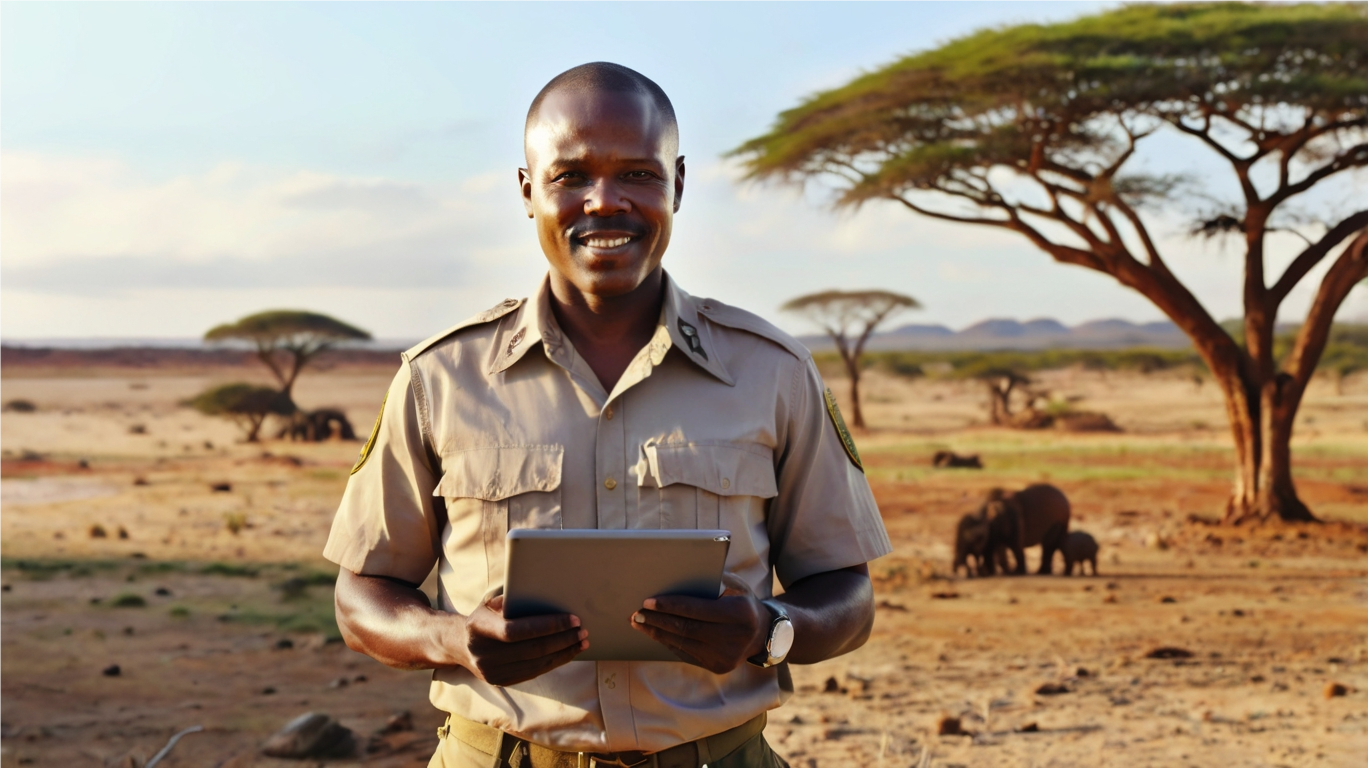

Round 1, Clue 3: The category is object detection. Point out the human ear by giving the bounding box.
[673,156,686,213]
[518,167,534,218]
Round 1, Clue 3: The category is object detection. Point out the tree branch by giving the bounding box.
[1283,230,1368,391]
[1270,210,1368,304]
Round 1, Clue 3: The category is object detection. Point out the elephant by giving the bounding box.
[979,484,1072,575]
[953,512,989,576]
[952,511,1014,577]
[1062,530,1099,576]
[933,451,984,469]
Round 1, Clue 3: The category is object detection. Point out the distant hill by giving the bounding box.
[800,317,1191,351]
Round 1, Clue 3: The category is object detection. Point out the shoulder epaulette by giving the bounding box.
[403,298,524,360]
[695,299,811,360]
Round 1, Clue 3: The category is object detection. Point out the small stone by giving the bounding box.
[89,525,108,539]
[102,664,121,677]
[1103,594,1118,604]
[262,687,277,695]
[378,711,413,735]
[210,482,232,493]
[1034,682,1070,696]
[1145,647,1194,660]
[1076,667,1090,677]
[328,677,349,689]
[123,626,134,636]
[133,477,149,486]
[261,712,357,759]
[353,675,367,683]
[1325,682,1350,699]
[1016,722,1039,733]
[154,587,172,597]
[822,676,841,693]
[275,638,295,650]
[936,714,964,735]
[1157,596,1177,604]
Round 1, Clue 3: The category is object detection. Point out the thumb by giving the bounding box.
[486,594,505,614]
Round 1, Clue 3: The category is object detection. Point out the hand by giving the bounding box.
[630,588,769,674]
[455,595,587,686]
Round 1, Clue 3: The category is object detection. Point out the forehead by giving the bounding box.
[525,89,675,167]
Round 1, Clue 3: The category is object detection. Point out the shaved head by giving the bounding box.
[525,62,678,148]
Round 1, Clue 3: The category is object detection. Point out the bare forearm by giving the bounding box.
[772,565,874,664]
[334,569,462,670]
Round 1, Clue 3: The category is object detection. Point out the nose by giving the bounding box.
[583,178,631,217]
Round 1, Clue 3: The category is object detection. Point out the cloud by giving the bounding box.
[1,153,529,293]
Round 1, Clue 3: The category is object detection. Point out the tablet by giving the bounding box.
[503,528,731,661]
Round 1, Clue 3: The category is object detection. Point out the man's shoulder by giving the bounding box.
[403,297,525,361]
[695,298,811,362]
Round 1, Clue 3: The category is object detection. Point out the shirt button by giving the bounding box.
[721,478,731,490]
[604,477,618,491]
[604,405,614,420]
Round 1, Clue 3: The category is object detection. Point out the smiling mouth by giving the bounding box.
[578,234,635,249]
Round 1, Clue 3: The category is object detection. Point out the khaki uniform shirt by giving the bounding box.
[324,273,891,753]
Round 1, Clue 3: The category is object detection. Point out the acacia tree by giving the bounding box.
[184,383,294,442]
[735,3,1368,522]
[205,311,371,403]
[782,290,919,429]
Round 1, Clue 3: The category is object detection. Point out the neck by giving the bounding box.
[547,268,666,392]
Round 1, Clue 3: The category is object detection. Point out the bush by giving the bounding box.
[183,383,293,442]
[3,399,37,413]
[110,593,147,608]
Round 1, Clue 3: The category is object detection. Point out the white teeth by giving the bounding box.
[583,236,631,248]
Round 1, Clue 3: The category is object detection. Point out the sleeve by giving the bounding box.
[322,359,442,585]
[767,357,893,589]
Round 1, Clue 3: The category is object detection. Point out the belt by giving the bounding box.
[437,711,767,768]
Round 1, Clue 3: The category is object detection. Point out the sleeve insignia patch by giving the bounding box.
[351,392,388,475]
[824,387,863,472]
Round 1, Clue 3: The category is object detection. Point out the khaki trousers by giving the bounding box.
[427,724,791,768]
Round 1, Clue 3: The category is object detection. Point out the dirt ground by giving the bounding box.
[3,362,1367,767]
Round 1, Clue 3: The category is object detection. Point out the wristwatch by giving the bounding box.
[747,599,794,668]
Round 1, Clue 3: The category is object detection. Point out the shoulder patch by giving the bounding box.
[351,392,387,475]
[695,299,810,360]
[824,387,863,472]
[403,298,524,360]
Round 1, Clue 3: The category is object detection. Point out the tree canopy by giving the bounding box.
[736,2,1368,522]
[205,310,371,399]
[184,383,294,442]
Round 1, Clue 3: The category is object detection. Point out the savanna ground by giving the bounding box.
[2,357,1366,767]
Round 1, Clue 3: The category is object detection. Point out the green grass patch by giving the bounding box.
[110,593,147,608]
[217,602,339,638]
[200,562,260,578]
[169,605,191,619]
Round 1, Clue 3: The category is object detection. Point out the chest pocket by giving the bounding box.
[637,442,778,532]
[436,445,563,590]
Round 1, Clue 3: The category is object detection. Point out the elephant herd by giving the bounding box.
[953,483,1099,577]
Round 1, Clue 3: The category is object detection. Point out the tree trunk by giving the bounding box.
[1213,367,1315,524]
[846,357,865,429]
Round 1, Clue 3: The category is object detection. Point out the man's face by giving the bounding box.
[521,89,684,300]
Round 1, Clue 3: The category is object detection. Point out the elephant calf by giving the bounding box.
[1062,530,1099,576]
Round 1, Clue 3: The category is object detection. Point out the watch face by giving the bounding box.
[769,618,795,660]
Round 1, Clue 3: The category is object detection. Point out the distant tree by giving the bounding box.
[782,290,919,428]
[204,311,371,402]
[184,383,294,442]
[966,365,1035,426]
[735,3,1368,523]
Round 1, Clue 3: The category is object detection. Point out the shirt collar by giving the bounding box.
[488,272,733,387]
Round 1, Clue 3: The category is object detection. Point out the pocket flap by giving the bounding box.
[435,445,563,501]
[642,443,777,498]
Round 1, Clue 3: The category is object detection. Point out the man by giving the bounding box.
[326,62,891,768]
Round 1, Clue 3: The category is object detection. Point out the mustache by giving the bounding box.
[568,222,649,241]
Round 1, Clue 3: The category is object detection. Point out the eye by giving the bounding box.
[624,170,657,180]
[552,171,586,184]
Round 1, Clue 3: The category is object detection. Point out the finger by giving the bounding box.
[487,595,505,613]
[483,627,588,664]
[483,612,582,643]
[642,595,733,622]
[487,637,590,686]
[632,609,714,641]
[630,621,709,666]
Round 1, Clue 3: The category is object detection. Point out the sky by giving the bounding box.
[4,1,1366,342]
